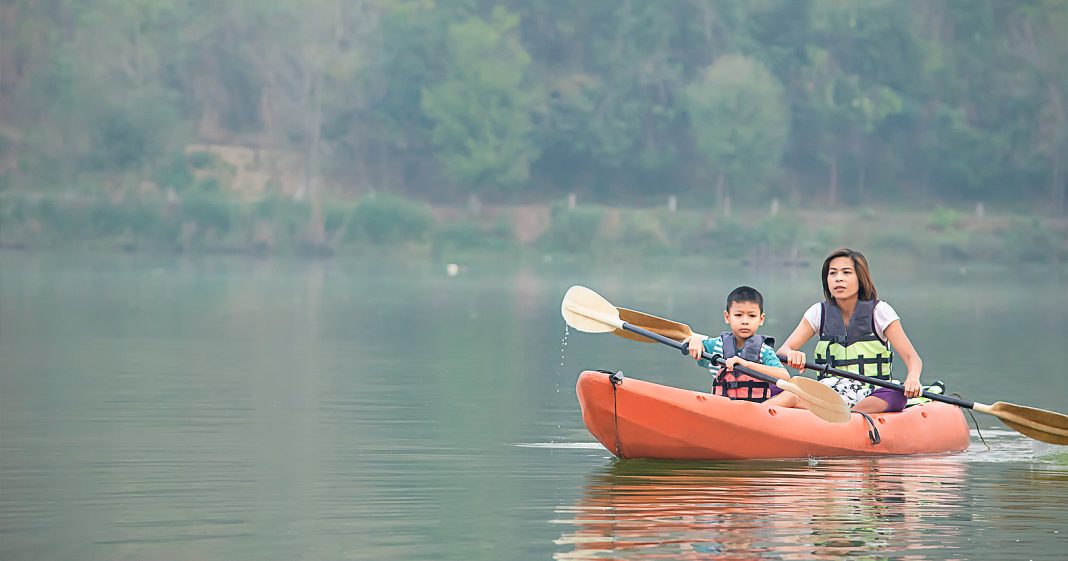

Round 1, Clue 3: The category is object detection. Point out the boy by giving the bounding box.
[681,286,789,402]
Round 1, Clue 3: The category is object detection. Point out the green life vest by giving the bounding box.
[813,300,893,387]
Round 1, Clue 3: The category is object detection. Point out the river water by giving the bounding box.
[1,251,1066,560]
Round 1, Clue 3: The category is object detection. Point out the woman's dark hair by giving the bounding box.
[726,286,764,313]
[822,248,878,301]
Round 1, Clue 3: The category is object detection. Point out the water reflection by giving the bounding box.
[554,456,973,560]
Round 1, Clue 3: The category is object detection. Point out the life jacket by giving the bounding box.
[712,331,776,402]
[813,300,893,389]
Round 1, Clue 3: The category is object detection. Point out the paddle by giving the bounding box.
[615,304,1068,445]
[781,355,1068,445]
[614,307,697,342]
[561,286,851,424]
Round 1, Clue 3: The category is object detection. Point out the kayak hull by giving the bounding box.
[576,370,971,460]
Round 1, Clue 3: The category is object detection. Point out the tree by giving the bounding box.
[5,0,190,187]
[793,0,909,205]
[1006,0,1068,214]
[420,7,541,194]
[684,54,789,208]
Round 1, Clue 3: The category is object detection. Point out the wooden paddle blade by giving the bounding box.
[615,308,694,342]
[782,377,852,424]
[561,286,623,333]
[988,402,1068,445]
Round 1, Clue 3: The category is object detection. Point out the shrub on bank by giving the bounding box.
[1002,218,1064,263]
[538,204,604,253]
[435,218,513,252]
[349,193,435,245]
[616,210,674,253]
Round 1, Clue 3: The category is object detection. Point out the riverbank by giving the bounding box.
[1,191,1065,266]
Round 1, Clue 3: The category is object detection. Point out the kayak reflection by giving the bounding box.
[554,456,970,560]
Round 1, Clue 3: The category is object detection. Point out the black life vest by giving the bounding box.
[712,331,776,402]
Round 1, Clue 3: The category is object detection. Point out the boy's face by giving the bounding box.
[723,301,765,340]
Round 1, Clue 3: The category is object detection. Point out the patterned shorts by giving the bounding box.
[820,376,873,407]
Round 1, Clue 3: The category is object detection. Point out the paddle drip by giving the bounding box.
[556,324,570,393]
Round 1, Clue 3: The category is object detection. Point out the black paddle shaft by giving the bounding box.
[620,323,782,387]
[776,354,976,409]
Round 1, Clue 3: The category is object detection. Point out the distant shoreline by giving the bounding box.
[2,191,1065,266]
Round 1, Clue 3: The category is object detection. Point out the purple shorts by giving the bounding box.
[868,387,907,412]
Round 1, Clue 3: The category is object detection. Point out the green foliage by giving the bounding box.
[154,154,196,191]
[684,55,790,193]
[420,8,541,192]
[252,197,311,241]
[435,218,514,251]
[870,230,920,253]
[181,192,234,235]
[187,152,214,169]
[928,208,963,232]
[617,211,674,253]
[87,91,185,171]
[538,205,604,254]
[754,216,801,255]
[1002,218,1065,263]
[351,193,435,245]
[3,0,1068,237]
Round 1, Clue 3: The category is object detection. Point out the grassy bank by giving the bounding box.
[1,190,1065,266]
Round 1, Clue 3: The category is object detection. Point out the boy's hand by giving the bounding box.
[784,350,806,370]
[724,356,748,372]
[682,334,705,360]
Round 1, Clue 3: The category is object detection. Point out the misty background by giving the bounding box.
[1,0,1066,260]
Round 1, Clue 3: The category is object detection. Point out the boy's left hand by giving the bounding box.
[724,357,748,372]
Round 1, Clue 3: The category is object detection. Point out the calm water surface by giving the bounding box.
[1,251,1066,560]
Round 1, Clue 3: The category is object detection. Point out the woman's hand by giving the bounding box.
[784,350,806,370]
[682,334,706,360]
[903,374,922,398]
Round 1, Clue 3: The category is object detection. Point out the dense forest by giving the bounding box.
[1,0,1065,217]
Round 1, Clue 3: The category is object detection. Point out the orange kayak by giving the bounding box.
[576,370,971,460]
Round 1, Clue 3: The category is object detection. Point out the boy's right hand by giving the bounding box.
[784,350,806,370]
[683,334,706,360]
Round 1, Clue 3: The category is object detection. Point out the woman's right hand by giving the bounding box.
[682,334,705,360]
[784,350,806,370]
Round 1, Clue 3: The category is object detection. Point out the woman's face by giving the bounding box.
[826,256,859,301]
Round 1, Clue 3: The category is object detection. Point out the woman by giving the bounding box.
[765,248,922,413]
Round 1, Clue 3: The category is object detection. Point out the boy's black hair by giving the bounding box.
[726,286,764,313]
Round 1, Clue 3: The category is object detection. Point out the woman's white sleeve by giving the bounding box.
[803,303,821,333]
[873,302,901,341]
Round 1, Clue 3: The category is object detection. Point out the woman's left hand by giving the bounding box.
[903,375,922,398]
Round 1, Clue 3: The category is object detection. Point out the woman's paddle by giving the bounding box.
[781,355,1068,445]
[615,304,1068,445]
[561,286,851,424]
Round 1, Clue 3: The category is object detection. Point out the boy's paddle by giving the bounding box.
[561,286,851,424]
[615,304,1068,445]
[614,307,696,342]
